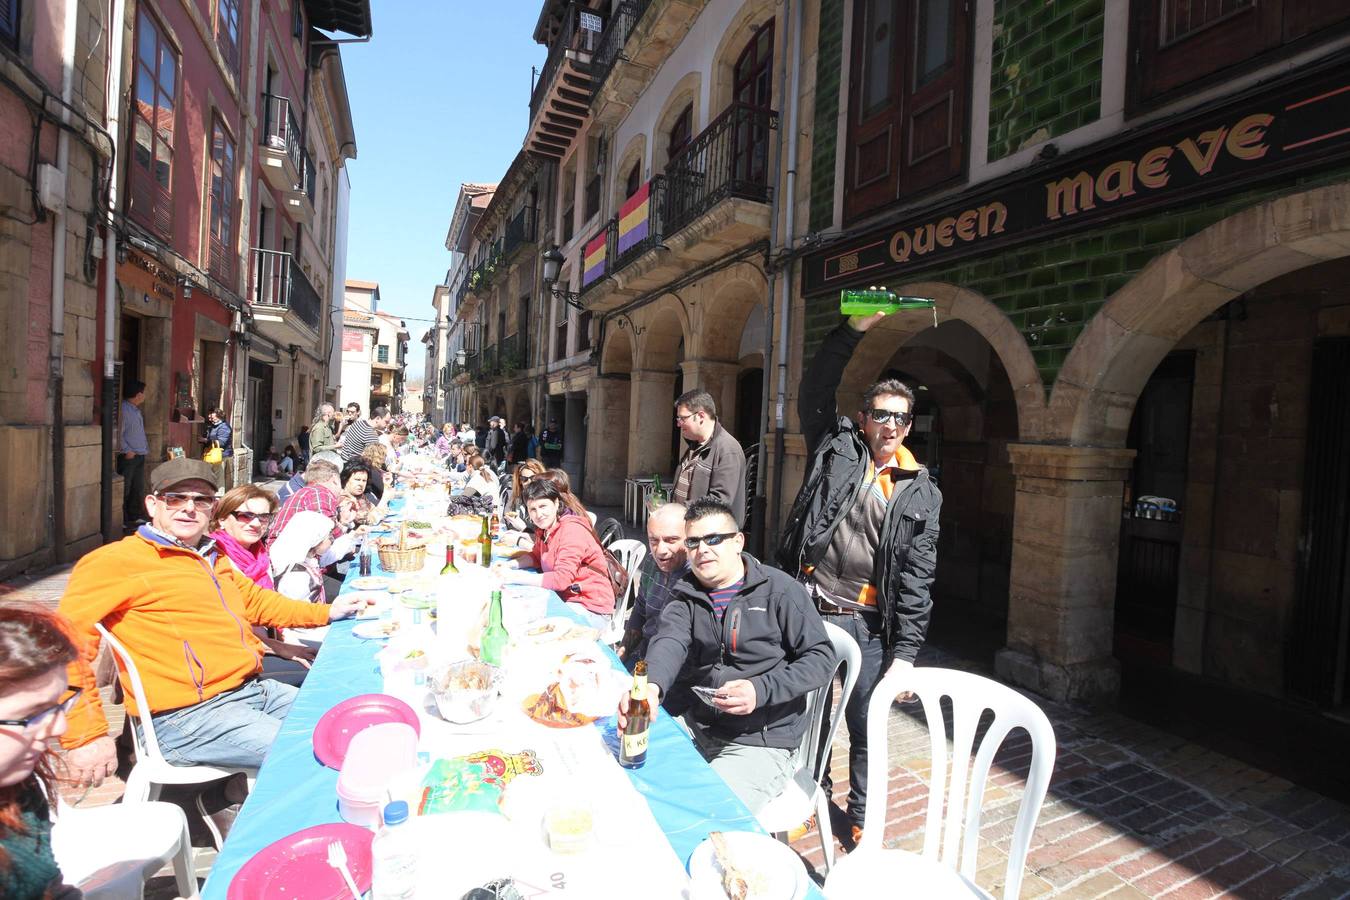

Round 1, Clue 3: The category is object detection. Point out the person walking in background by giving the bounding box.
[296,426,310,466]
[539,418,563,468]
[507,421,530,466]
[118,379,149,528]
[484,416,507,470]
[670,390,747,527]
[778,309,942,848]
[526,423,539,460]
[203,408,233,488]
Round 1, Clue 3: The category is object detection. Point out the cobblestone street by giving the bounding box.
[9,564,1350,898]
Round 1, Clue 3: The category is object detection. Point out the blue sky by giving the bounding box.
[340,3,545,382]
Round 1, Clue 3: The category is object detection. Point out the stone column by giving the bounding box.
[679,358,741,426]
[586,376,631,506]
[628,369,677,477]
[994,443,1136,702]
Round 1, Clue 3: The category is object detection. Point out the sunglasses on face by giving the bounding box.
[684,532,739,550]
[0,687,82,732]
[867,408,913,426]
[157,492,217,512]
[230,511,273,525]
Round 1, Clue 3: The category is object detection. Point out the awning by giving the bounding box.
[303,0,372,37]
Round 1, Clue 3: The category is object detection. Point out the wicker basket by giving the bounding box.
[377,543,426,573]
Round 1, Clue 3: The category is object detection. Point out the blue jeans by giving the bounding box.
[139,678,297,769]
[825,610,886,827]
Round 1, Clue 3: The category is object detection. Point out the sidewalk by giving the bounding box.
[7,558,1349,898]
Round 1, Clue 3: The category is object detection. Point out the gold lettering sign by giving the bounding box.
[889,202,1008,264]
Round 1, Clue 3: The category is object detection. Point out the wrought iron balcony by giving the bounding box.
[526,2,604,160]
[579,175,667,295]
[665,103,778,235]
[589,0,653,104]
[252,248,322,334]
[503,206,538,260]
[260,94,302,192]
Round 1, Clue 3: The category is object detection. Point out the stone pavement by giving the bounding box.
[7,561,1350,897]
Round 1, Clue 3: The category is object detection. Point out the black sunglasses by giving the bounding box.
[867,408,913,426]
[684,532,739,550]
[0,687,82,731]
[230,511,273,524]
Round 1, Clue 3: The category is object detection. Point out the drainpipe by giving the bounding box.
[49,0,80,561]
[101,0,128,544]
[765,0,804,550]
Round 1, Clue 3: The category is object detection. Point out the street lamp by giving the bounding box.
[541,245,586,311]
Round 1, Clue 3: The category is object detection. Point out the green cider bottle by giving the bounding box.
[840,288,937,317]
[649,473,667,508]
[481,590,508,666]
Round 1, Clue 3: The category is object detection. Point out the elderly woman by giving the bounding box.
[0,605,82,899]
[209,486,316,679]
[268,511,335,604]
[435,423,456,455]
[493,478,616,628]
[340,461,381,526]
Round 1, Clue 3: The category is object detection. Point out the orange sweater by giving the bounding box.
[58,530,331,749]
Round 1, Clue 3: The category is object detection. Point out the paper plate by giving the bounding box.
[400,592,434,609]
[312,694,420,768]
[687,831,808,900]
[226,822,373,900]
[352,620,402,640]
[349,576,393,591]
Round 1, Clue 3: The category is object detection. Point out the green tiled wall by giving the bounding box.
[988,0,1104,162]
[802,166,1350,390]
[808,0,845,233]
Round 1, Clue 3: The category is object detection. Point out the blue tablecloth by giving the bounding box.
[202,520,785,898]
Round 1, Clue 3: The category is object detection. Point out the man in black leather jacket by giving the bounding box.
[777,310,942,846]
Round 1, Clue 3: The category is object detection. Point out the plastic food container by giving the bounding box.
[429,660,501,724]
[336,722,418,828]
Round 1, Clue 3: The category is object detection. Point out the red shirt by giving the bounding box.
[267,484,342,549]
[525,513,616,616]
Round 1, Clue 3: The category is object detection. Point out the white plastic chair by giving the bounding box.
[824,667,1057,899]
[50,795,199,899]
[95,624,256,848]
[758,622,861,874]
[602,538,647,645]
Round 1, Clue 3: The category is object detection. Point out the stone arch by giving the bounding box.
[696,267,767,361]
[835,281,1043,437]
[1055,182,1350,447]
[709,0,777,114]
[652,71,702,174]
[601,319,636,375]
[634,294,692,372]
[509,386,532,429]
[626,294,691,478]
[589,324,636,500]
[613,132,647,204]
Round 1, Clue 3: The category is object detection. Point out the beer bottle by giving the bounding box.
[440,545,459,576]
[840,287,936,316]
[649,474,667,509]
[481,590,508,666]
[479,515,493,566]
[620,661,651,769]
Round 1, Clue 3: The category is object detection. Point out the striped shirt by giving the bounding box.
[709,578,744,621]
[340,419,378,461]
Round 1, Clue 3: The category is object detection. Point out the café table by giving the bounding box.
[202,506,820,899]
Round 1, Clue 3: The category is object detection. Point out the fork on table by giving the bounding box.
[326,840,364,898]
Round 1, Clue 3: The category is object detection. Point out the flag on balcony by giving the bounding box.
[582,230,607,287]
[617,181,651,256]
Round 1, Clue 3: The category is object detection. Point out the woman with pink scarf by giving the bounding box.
[209,485,316,684]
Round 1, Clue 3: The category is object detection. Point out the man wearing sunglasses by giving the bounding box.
[621,498,833,814]
[56,458,369,804]
[777,309,943,848]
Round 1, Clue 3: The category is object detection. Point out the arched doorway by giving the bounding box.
[588,326,635,506]
[631,298,690,480]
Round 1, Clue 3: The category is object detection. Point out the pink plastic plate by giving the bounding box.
[312,694,420,769]
[227,822,373,900]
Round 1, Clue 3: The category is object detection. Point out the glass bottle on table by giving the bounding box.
[479,515,492,566]
[620,660,651,769]
[440,545,459,576]
[481,589,508,666]
[649,473,667,509]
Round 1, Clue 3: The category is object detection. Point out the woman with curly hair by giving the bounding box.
[359,442,389,504]
[0,605,80,898]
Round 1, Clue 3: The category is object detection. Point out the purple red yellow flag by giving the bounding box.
[582,230,607,287]
[617,181,651,256]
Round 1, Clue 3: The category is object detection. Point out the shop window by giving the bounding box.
[1,0,19,48]
[207,117,236,282]
[128,8,179,237]
[1131,0,1350,104]
[843,0,969,222]
[215,0,240,72]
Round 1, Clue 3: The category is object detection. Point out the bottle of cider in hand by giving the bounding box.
[840,287,936,316]
[620,661,651,769]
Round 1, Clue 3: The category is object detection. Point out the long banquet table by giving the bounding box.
[202,504,813,898]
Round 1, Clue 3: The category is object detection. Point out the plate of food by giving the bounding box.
[353,620,402,640]
[518,617,600,645]
[349,576,393,592]
[400,592,434,610]
[687,831,808,900]
[522,651,626,728]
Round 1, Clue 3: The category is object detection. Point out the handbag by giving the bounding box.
[580,522,631,599]
[204,441,223,465]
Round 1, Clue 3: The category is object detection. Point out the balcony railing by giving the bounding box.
[589,0,653,104]
[579,175,669,294]
[665,103,778,235]
[252,248,322,332]
[503,206,538,259]
[528,3,604,126]
[498,332,524,373]
[300,147,316,200]
[261,94,302,175]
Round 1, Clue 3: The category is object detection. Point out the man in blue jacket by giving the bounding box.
[621,498,833,814]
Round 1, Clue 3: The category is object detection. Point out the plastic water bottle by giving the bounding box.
[371,801,417,899]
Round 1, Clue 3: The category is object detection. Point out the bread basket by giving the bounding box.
[377,523,427,573]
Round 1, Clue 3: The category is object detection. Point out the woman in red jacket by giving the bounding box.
[493,479,615,627]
